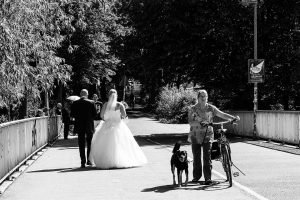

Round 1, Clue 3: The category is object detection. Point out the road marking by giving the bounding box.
[146,138,268,200]
[212,170,269,200]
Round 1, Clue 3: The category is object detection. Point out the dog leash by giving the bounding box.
[202,126,208,144]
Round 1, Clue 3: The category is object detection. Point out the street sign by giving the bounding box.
[248,59,265,83]
[241,0,257,4]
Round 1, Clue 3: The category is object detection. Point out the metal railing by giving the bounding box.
[226,111,300,146]
[0,116,61,184]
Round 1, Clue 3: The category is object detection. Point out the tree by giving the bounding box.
[0,0,71,118]
[57,0,131,96]
[117,0,254,109]
[117,0,300,110]
[258,0,300,110]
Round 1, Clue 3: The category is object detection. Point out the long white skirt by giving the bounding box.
[89,120,147,169]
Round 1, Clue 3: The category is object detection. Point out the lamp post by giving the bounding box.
[242,0,260,138]
[253,1,258,138]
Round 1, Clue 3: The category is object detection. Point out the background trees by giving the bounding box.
[57,0,131,96]
[258,0,300,110]
[0,0,72,119]
[118,0,300,110]
[0,0,299,122]
[0,0,130,120]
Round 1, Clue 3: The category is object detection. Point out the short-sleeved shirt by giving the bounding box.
[188,103,217,144]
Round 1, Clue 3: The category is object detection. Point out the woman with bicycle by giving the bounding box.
[188,89,240,185]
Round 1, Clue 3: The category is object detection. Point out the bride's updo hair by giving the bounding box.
[106,89,117,111]
[108,89,117,98]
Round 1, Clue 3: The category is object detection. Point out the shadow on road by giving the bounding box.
[26,167,75,173]
[52,133,258,149]
[141,179,230,193]
[25,166,110,173]
[127,110,156,119]
[135,134,189,147]
[26,165,143,173]
[135,134,256,147]
[52,137,79,148]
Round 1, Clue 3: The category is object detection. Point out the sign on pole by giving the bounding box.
[241,0,257,5]
[248,59,265,83]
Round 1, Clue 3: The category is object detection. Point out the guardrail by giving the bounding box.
[0,116,61,184]
[226,111,300,146]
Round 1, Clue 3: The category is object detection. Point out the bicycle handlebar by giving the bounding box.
[201,118,239,127]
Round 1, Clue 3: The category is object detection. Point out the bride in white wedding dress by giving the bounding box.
[89,89,147,169]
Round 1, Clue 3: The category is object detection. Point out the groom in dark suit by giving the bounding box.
[71,89,97,168]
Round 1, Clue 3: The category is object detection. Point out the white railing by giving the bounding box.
[0,116,61,184]
[227,111,300,145]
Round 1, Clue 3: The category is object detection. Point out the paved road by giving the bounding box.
[0,110,299,200]
[128,110,300,200]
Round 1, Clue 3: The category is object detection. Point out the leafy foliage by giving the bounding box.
[258,0,300,109]
[57,0,131,94]
[0,0,130,120]
[156,86,197,123]
[118,0,300,110]
[0,0,71,108]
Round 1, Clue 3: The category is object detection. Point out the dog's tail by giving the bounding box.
[172,141,181,153]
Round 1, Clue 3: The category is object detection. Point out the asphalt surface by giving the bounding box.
[0,109,300,200]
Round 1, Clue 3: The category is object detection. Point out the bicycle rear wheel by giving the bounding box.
[221,146,232,187]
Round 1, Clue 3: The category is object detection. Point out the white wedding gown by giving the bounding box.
[89,109,147,169]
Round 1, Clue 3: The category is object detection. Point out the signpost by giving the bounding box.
[243,0,263,138]
[248,59,265,138]
[248,59,265,83]
[241,0,257,5]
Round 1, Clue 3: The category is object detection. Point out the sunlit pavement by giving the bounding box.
[1,108,300,200]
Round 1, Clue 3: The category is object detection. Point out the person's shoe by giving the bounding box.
[80,164,86,168]
[191,179,199,183]
[204,180,213,185]
[86,161,92,166]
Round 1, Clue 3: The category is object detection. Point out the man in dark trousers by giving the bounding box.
[129,92,135,110]
[62,101,71,140]
[71,89,97,168]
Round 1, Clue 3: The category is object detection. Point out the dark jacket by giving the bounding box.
[70,98,97,135]
[62,107,70,123]
[95,101,103,120]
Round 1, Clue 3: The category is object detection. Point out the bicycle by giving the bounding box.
[203,118,245,187]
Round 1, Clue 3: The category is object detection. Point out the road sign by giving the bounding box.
[241,0,257,4]
[248,59,265,83]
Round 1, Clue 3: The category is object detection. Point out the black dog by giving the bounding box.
[171,142,189,187]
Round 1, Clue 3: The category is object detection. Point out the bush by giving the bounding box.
[0,115,8,124]
[155,86,197,123]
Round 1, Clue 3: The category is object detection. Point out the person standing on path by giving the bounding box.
[71,89,97,168]
[55,103,62,115]
[188,89,239,185]
[129,92,135,110]
[62,101,71,140]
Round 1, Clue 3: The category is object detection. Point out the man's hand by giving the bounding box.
[231,116,240,123]
[200,121,209,127]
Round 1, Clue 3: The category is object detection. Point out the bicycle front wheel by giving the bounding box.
[221,145,232,187]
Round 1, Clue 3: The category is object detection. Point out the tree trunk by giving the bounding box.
[45,90,49,116]
[57,82,63,104]
[19,96,28,119]
[176,75,181,89]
